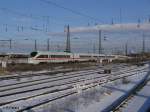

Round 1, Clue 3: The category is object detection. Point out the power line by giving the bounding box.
[0,7,97,27]
[40,0,104,23]
[0,8,41,20]
[0,23,49,33]
[0,7,66,26]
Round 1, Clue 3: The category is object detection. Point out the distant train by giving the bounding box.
[28,51,117,64]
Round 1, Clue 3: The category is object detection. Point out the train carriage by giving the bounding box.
[28,51,97,64]
[28,51,118,64]
[29,51,73,64]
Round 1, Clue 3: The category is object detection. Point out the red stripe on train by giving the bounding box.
[35,58,81,60]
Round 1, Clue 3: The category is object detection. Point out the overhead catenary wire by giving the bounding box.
[0,7,44,21]
[40,0,104,24]
[0,23,45,32]
[0,7,67,27]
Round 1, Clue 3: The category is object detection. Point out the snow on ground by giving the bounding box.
[0,63,135,87]
[0,68,99,87]
[0,71,103,104]
[0,64,148,112]
[0,75,52,87]
[30,65,149,112]
[77,71,148,112]
[122,79,150,112]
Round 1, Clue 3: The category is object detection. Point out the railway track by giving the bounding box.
[0,69,74,80]
[102,67,150,112]
[0,65,142,91]
[0,65,103,81]
[0,66,139,97]
[0,73,109,105]
[0,65,148,112]
[17,69,148,112]
[0,64,129,88]
[0,64,128,82]
[113,80,150,112]
[0,70,100,92]
[114,95,134,112]
[0,69,98,87]
[0,75,109,100]
[0,78,109,111]
[0,66,146,99]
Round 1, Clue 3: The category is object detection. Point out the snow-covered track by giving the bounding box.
[17,69,148,112]
[0,64,148,112]
[0,65,143,91]
[102,67,150,112]
[0,66,145,100]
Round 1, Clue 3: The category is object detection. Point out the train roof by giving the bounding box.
[32,51,120,57]
[34,51,72,55]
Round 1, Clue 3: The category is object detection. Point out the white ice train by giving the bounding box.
[28,51,117,64]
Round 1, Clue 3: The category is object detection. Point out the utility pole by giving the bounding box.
[93,42,96,54]
[125,42,128,56]
[17,26,20,32]
[142,33,145,53]
[111,18,114,25]
[57,45,60,52]
[45,16,49,32]
[66,25,71,53]
[9,39,12,49]
[34,39,37,51]
[137,18,141,28]
[99,30,102,54]
[5,24,8,32]
[47,38,50,51]
[119,8,122,25]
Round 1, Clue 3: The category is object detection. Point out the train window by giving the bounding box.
[51,55,70,58]
[30,52,37,57]
[37,55,48,58]
[99,56,115,58]
[80,55,91,58]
